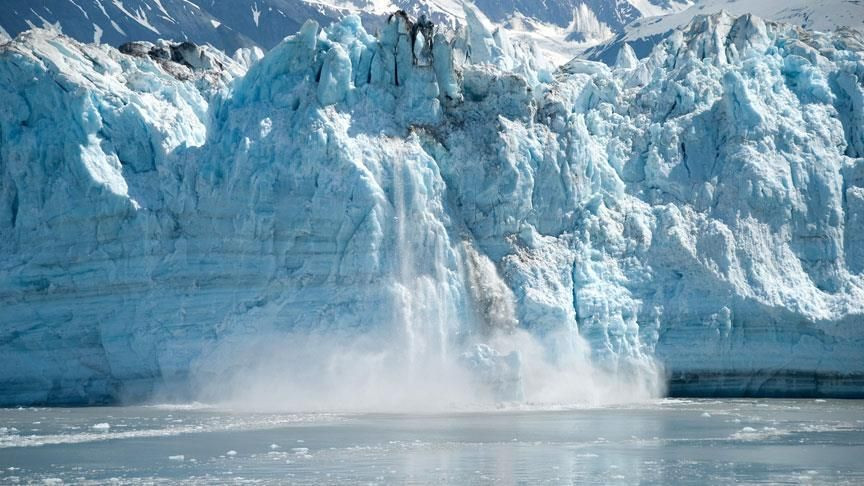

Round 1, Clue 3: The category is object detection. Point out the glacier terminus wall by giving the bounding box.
[1,5,863,406]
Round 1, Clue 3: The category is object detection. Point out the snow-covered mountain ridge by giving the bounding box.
[585,0,864,64]
[0,0,692,65]
[1,7,863,405]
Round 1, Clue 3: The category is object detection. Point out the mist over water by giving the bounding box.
[188,323,662,413]
[185,154,663,413]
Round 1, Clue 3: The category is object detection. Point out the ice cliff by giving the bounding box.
[1,7,863,405]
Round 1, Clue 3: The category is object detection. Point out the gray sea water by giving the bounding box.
[0,399,862,484]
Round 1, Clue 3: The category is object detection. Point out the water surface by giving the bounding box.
[1,399,862,484]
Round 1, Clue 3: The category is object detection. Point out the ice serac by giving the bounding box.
[0,30,247,404]
[1,9,864,405]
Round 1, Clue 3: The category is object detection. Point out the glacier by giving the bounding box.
[1,6,864,407]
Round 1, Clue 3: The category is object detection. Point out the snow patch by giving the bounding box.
[251,3,261,28]
[92,23,102,44]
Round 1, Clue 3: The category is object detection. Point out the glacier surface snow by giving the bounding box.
[1,7,864,405]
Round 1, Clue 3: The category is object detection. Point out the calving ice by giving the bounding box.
[1,4,863,407]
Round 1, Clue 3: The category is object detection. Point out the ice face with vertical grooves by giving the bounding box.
[1,7,864,406]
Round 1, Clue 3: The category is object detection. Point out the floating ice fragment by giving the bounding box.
[168,455,185,461]
[91,423,110,431]
[226,450,237,456]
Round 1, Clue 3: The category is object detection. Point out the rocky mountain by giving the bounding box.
[0,0,691,64]
[584,0,864,63]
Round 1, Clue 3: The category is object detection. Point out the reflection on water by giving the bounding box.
[0,399,862,484]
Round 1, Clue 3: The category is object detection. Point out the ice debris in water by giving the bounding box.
[460,344,524,401]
